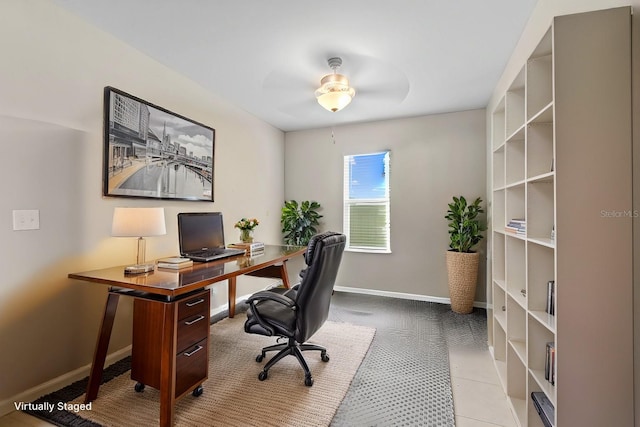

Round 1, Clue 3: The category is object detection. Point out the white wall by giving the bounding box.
[0,0,285,411]
[285,110,486,301]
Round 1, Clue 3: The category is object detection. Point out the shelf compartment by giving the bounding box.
[529,310,556,334]
[527,314,556,398]
[492,320,506,389]
[492,97,506,150]
[492,231,505,283]
[493,148,505,190]
[505,185,525,231]
[527,122,554,179]
[505,236,526,301]
[528,171,554,184]
[506,138,525,186]
[530,369,557,407]
[528,237,555,249]
[510,340,527,366]
[527,180,555,240]
[507,295,526,354]
[492,189,505,229]
[527,54,553,120]
[507,345,527,427]
[528,102,554,124]
[527,242,555,316]
[530,27,552,59]
[494,288,507,333]
[528,371,555,427]
[505,68,525,137]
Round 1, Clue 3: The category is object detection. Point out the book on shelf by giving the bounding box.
[156,257,193,269]
[545,342,555,386]
[228,241,265,254]
[505,219,526,235]
[531,392,554,427]
[546,280,555,315]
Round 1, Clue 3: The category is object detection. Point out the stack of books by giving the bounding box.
[228,241,265,255]
[156,257,193,270]
[505,218,526,236]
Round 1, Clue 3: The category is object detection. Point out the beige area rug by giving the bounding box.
[72,317,375,427]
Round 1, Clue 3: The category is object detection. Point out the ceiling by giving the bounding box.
[51,0,538,132]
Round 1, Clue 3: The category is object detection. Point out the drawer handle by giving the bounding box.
[186,298,205,307]
[184,315,205,326]
[184,345,203,357]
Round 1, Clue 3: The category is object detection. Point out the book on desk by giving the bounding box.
[228,241,265,255]
[156,257,194,270]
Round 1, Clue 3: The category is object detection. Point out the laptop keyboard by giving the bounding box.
[191,249,222,257]
[185,248,244,261]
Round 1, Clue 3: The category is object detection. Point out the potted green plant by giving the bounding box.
[444,196,486,314]
[281,200,322,246]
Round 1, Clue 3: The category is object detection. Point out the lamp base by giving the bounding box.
[124,263,155,275]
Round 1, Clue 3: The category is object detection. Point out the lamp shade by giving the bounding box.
[315,58,356,113]
[315,72,355,112]
[317,90,354,112]
[112,207,167,237]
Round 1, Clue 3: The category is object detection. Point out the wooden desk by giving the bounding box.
[68,245,305,427]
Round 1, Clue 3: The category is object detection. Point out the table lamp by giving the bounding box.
[112,207,167,273]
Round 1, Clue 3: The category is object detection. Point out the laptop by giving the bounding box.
[177,212,245,262]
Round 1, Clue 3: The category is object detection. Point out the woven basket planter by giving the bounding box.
[446,251,479,314]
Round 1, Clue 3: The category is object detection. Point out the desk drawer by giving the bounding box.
[177,312,209,352]
[175,338,208,398]
[178,290,210,320]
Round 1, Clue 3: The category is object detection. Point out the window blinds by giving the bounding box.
[343,151,390,252]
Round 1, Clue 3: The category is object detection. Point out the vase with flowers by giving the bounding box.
[234,217,259,243]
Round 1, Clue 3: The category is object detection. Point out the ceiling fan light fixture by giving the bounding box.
[315,57,356,112]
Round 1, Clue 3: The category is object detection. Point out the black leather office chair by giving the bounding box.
[244,232,346,386]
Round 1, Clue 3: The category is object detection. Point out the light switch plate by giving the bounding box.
[13,209,40,230]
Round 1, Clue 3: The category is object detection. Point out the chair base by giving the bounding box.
[256,337,330,386]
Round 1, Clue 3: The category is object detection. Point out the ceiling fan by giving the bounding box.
[261,53,410,118]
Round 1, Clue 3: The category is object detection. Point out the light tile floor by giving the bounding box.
[450,346,517,427]
[1,346,516,427]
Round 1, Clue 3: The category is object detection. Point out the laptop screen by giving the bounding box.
[178,212,226,254]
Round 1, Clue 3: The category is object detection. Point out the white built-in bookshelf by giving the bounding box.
[489,7,633,427]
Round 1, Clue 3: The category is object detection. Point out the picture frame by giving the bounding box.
[103,86,215,201]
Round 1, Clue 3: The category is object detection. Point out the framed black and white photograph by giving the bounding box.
[103,86,215,201]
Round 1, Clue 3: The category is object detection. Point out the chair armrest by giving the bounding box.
[246,290,296,309]
[246,290,297,336]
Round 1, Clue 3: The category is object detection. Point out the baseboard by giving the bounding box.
[209,291,257,318]
[333,286,488,309]
[0,346,132,417]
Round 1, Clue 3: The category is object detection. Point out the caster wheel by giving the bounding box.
[321,352,330,363]
[258,371,268,381]
[134,382,145,393]
[256,354,264,363]
[192,385,203,397]
[304,376,314,387]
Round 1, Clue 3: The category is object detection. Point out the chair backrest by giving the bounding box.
[294,232,346,343]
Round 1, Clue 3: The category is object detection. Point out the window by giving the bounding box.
[343,151,390,252]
